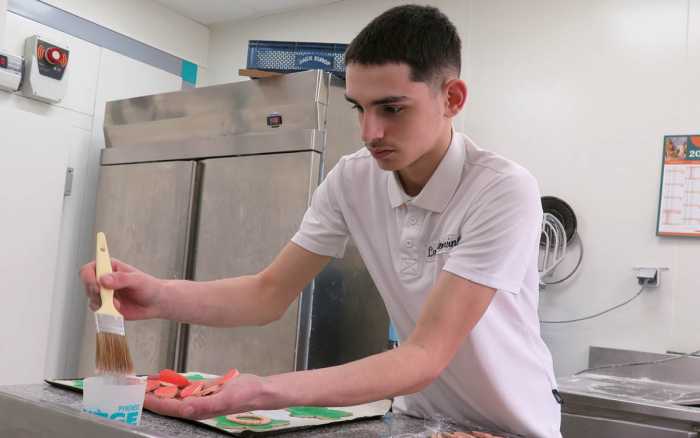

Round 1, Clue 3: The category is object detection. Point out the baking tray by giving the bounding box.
[46,372,391,436]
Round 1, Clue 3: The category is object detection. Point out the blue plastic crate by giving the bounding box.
[246,40,348,78]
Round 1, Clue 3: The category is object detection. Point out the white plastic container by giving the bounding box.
[82,375,147,426]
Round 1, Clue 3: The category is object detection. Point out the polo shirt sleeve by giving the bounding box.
[291,161,350,258]
[442,170,542,294]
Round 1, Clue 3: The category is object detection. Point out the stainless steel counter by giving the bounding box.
[559,347,700,438]
[0,383,499,437]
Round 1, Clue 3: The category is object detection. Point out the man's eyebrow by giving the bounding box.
[344,94,360,105]
[344,95,409,106]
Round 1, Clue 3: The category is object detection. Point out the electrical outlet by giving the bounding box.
[633,267,669,288]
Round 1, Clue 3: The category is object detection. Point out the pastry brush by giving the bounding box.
[94,232,134,375]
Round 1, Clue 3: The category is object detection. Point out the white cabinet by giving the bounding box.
[0,108,69,384]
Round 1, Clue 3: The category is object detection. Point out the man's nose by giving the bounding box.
[361,112,384,145]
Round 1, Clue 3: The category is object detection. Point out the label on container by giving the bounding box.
[83,403,142,425]
[295,54,334,70]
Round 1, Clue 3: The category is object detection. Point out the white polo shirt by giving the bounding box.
[292,131,561,438]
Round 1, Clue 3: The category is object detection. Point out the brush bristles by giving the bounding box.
[96,332,134,375]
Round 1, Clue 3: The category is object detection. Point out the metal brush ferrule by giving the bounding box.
[95,313,125,336]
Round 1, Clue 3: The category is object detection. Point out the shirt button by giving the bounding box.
[405,240,413,248]
[408,217,417,225]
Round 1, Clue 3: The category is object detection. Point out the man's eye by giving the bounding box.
[351,104,364,113]
[383,106,403,114]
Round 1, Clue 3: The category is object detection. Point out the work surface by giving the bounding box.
[0,383,474,437]
[557,347,700,438]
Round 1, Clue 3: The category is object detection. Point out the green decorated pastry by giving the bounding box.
[286,406,352,420]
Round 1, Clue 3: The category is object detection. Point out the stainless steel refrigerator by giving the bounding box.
[77,70,390,377]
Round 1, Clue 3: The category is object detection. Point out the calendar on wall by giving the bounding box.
[657,135,700,237]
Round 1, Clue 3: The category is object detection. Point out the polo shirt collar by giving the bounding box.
[387,129,465,213]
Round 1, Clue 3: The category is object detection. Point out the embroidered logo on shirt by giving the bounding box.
[426,234,461,259]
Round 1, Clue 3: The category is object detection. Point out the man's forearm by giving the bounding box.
[159,275,289,327]
[154,243,330,328]
[258,342,439,409]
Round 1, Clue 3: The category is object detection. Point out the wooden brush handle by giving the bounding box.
[96,232,118,314]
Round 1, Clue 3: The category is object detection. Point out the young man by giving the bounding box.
[81,5,560,437]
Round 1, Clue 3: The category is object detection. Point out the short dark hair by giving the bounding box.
[345,5,461,84]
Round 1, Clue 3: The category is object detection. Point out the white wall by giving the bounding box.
[1,8,186,382]
[464,0,699,376]
[206,0,700,377]
[43,0,210,66]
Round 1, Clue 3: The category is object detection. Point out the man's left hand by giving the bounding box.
[144,373,269,420]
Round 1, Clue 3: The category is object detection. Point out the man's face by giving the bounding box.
[345,63,449,172]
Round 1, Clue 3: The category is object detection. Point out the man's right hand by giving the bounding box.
[78,242,330,327]
[80,259,166,321]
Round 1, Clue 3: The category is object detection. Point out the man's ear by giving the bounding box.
[443,79,467,118]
